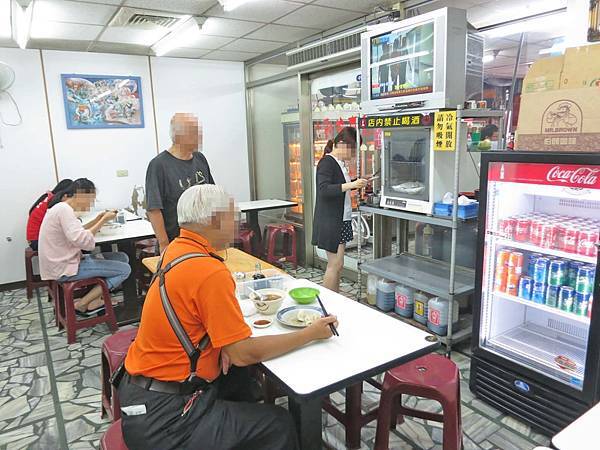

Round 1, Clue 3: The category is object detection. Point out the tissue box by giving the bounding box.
[433,202,479,219]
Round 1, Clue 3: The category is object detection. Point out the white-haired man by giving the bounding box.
[118,185,338,450]
[145,113,214,253]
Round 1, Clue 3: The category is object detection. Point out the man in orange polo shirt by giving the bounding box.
[118,184,338,450]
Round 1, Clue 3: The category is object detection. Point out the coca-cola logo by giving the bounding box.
[546,166,600,185]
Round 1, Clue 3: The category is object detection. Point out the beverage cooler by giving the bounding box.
[282,117,303,218]
[470,152,600,435]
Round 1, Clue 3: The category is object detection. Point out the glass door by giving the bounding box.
[478,160,600,391]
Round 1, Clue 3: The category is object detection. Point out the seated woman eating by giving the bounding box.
[27,179,73,251]
[38,178,132,316]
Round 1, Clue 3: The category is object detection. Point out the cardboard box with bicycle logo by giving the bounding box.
[516,44,600,152]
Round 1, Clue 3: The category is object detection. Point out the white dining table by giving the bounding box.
[552,401,600,450]
[244,278,440,450]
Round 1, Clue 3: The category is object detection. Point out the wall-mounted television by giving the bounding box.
[361,8,468,113]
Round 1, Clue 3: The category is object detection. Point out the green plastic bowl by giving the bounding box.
[288,287,320,305]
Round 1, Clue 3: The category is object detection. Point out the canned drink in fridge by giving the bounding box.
[528,253,542,277]
[589,298,593,318]
[559,286,575,312]
[548,260,568,286]
[568,261,584,288]
[533,257,550,284]
[515,219,531,242]
[494,266,508,292]
[577,229,599,257]
[546,285,559,307]
[498,218,516,239]
[496,249,511,267]
[540,223,557,249]
[575,292,591,316]
[530,220,542,246]
[532,283,546,304]
[518,276,533,300]
[508,252,524,274]
[506,273,520,296]
[576,266,596,295]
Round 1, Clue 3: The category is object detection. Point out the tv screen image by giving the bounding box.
[370,21,434,100]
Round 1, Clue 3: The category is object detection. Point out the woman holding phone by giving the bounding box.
[312,127,368,292]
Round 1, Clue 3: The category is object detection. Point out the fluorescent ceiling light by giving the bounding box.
[481,12,566,38]
[0,1,11,38]
[152,16,201,57]
[539,41,567,55]
[218,0,254,12]
[482,54,495,63]
[14,0,34,49]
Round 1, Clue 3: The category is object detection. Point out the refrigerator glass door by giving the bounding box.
[479,161,600,391]
[382,128,430,202]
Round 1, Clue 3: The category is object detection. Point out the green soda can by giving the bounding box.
[568,262,584,288]
[576,266,595,295]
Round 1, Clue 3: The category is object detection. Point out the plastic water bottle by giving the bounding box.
[427,297,459,336]
[376,279,396,312]
[367,274,378,306]
[413,291,429,325]
[394,284,415,317]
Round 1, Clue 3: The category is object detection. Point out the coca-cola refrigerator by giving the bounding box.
[470,152,600,435]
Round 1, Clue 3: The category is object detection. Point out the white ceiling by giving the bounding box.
[0,0,569,71]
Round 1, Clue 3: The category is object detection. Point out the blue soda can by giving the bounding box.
[546,286,559,307]
[532,283,546,304]
[576,266,596,295]
[533,258,550,284]
[548,260,568,286]
[575,292,591,316]
[518,276,533,300]
[559,286,575,312]
[528,253,542,277]
[568,262,584,288]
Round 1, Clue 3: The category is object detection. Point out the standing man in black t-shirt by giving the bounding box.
[145,113,214,253]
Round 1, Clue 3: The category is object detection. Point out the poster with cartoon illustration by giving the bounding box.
[61,74,144,129]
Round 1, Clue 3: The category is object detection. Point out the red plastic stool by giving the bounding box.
[263,223,297,268]
[100,419,128,450]
[48,278,118,344]
[374,354,462,450]
[235,228,255,255]
[25,247,48,300]
[101,327,139,421]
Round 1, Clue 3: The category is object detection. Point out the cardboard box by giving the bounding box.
[516,44,600,152]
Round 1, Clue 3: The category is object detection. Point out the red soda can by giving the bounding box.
[530,219,542,245]
[496,249,511,267]
[515,219,531,242]
[555,225,566,250]
[540,223,557,249]
[506,273,520,296]
[577,229,600,257]
[508,251,524,274]
[498,218,516,239]
[561,225,580,254]
[494,266,508,292]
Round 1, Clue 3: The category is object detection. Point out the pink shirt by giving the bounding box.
[38,202,96,280]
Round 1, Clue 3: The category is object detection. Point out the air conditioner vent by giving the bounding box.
[287,29,364,70]
[109,7,185,31]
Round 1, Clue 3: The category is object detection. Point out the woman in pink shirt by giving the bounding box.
[38,178,131,316]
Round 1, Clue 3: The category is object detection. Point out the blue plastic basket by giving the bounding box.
[433,202,479,219]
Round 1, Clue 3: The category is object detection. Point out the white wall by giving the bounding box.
[0,48,250,284]
[151,57,251,202]
[0,48,56,285]
[42,50,158,210]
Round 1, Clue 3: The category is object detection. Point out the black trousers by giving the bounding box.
[118,367,299,450]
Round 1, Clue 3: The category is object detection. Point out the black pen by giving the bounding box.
[316,295,339,336]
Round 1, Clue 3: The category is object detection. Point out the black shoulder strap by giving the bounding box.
[152,251,219,381]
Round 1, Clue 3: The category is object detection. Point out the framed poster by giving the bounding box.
[61,74,145,129]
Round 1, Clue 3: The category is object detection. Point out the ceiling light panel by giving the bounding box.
[124,0,216,15]
[0,1,11,38]
[245,23,320,42]
[30,22,104,40]
[183,34,235,50]
[205,0,302,23]
[275,5,363,29]
[33,0,117,25]
[201,17,263,37]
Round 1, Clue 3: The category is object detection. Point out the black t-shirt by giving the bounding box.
[145,150,214,241]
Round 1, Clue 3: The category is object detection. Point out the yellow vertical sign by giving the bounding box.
[433,111,457,151]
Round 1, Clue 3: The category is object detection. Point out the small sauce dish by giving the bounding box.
[252,318,273,329]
